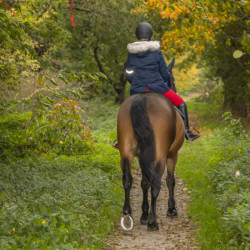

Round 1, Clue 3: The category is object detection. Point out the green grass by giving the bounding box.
[176,101,250,249]
[0,98,123,249]
[177,131,229,248]
[0,156,122,249]
[84,98,120,143]
[186,101,223,129]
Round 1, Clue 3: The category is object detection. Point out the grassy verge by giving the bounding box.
[177,131,228,248]
[0,98,123,249]
[176,101,250,249]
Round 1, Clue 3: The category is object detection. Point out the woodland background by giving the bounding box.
[0,0,249,249]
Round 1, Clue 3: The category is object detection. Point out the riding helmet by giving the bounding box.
[135,22,153,40]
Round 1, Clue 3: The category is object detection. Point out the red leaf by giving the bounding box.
[70,13,75,27]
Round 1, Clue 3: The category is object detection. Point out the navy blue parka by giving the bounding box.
[125,41,172,95]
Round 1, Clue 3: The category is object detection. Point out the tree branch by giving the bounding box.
[93,44,112,83]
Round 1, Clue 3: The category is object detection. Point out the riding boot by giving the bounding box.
[177,102,200,141]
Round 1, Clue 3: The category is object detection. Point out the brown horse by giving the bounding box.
[117,61,185,231]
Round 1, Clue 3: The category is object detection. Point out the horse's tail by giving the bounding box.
[130,95,161,193]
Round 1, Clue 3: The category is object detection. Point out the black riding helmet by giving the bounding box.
[135,22,153,40]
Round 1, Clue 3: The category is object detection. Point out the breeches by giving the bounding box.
[146,87,184,107]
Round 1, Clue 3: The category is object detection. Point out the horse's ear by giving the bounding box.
[168,58,175,71]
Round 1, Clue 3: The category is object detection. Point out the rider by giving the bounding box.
[125,22,199,141]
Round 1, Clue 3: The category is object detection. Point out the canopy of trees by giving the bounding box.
[0,0,250,116]
[136,0,250,117]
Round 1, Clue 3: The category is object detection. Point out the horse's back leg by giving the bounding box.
[166,153,178,217]
[140,173,150,224]
[121,155,133,215]
[147,160,165,230]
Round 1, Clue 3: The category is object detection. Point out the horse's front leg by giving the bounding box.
[166,154,178,217]
[140,173,150,224]
[122,157,133,215]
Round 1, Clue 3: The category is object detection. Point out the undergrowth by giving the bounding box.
[177,102,250,249]
[0,97,122,249]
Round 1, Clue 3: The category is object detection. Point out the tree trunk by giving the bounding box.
[223,78,249,118]
[114,73,127,104]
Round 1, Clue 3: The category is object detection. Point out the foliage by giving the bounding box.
[0,3,38,89]
[208,113,250,248]
[0,71,107,159]
[176,125,228,248]
[172,57,201,94]
[136,0,250,55]
[222,112,247,139]
[136,0,250,117]
[176,102,250,249]
[0,152,122,249]
[24,98,93,155]
[0,97,122,249]
[55,0,143,103]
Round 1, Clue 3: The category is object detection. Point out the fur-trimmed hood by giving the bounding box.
[127,41,160,54]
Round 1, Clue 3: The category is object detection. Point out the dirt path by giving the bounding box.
[183,92,202,102]
[105,167,198,250]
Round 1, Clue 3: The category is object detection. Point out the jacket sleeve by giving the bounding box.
[125,54,134,84]
[158,51,172,88]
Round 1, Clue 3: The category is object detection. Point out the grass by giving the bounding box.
[0,97,123,249]
[176,130,229,248]
[186,101,223,129]
[2,94,248,249]
[0,156,123,249]
[176,100,249,249]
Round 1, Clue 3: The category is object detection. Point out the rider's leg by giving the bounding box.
[163,89,199,141]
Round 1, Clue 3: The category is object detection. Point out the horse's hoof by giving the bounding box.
[147,221,159,231]
[167,208,178,217]
[140,213,148,225]
[120,215,134,231]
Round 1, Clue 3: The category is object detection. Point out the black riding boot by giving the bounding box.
[177,102,200,141]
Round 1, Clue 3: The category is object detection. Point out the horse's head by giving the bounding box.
[168,58,177,93]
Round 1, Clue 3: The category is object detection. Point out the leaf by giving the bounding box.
[96,72,108,80]
[50,78,59,86]
[58,74,69,84]
[46,76,59,86]
[38,75,43,85]
[233,50,245,59]
[21,99,32,104]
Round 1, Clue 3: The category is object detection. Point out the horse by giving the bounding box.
[117,59,185,231]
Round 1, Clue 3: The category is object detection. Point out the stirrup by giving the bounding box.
[185,130,200,141]
[112,143,119,149]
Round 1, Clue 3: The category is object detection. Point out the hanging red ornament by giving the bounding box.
[69,0,75,27]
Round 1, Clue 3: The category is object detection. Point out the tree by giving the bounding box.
[56,0,143,103]
[136,0,250,117]
[0,0,70,95]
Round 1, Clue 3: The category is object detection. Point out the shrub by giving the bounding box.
[208,113,250,248]
[0,150,122,249]
[24,98,94,155]
[0,71,107,158]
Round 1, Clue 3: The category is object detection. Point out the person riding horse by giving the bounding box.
[125,22,199,141]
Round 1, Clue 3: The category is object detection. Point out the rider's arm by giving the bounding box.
[125,54,134,84]
[158,51,172,88]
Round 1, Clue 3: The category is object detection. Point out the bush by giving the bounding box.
[0,95,122,249]
[0,150,122,249]
[0,71,108,158]
[208,113,250,248]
